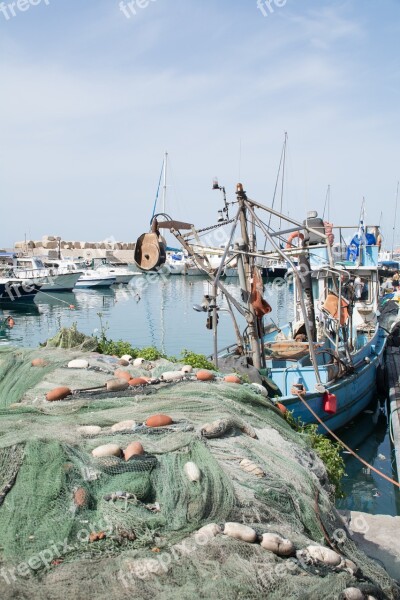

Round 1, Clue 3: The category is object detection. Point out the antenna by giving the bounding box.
[162,151,168,214]
[392,181,399,258]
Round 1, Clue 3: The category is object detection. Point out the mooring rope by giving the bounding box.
[292,389,400,489]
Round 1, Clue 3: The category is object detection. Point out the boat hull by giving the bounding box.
[0,281,41,304]
[40,272,82,292]
[277,329,386,432]
[75,277,117,289]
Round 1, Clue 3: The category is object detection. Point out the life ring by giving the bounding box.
[286,231,304,249]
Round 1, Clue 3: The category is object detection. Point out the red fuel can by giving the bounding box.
[323,392,337,414]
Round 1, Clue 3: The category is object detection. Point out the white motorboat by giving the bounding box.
[0,254,82,292]
[88,258,137,284]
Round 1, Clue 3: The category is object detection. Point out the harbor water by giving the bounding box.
[1,275,399,517]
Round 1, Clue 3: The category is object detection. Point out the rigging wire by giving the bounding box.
[150,159,165,223]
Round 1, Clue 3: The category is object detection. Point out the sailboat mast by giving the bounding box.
[392,181,399,259]
[162,151,168,214]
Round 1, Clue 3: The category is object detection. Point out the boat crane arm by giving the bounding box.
[246,202,325,390]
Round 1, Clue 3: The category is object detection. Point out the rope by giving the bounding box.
[292,389,400,489]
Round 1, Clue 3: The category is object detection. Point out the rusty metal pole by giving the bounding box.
[237,184,262,370]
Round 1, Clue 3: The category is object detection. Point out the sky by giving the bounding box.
[1,0,400,249]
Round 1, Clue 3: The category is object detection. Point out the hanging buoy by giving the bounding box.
[124,442,144,461]
[145,414,173,428]
[46,386,72,402]
[196,370,215,381]
[323,392,337,414]
[114,369,131,382]
[224,375,241,384]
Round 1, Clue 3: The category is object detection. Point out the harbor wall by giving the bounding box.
[13,236,136,264]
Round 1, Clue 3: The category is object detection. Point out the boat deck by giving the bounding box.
[386,346,400,474]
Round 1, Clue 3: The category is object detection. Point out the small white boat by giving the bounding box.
[89,259,136,284]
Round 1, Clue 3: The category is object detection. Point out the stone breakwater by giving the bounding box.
[12,235,136,263]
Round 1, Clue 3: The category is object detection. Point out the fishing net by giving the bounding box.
[0,343,398,600]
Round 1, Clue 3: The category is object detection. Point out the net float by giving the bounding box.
[181,365,193,373]
[46,386,72,402]
[73,487,88,508]
[223,523,257,543]
[342,588,364,600]
[196,370,215,381]
[129,377,148,386]
[195,523,221,541]
[133,358,146,368]
[92,443,122,458]
[160,371,184,382]
[250,383,269,397]
[124,442,144,461]
[114,370,131,382]
[239,458,265,478]
[120,355,133,363]
[118,359,130,367]
[77,425,102,436]
[303,545,341,566]
[31,358,48,368]
[145,414,173,428]
[106,379,130,392]
[111,420,136,433]
[184,461,201,482]
[224,375,241,384]
[68,359,89,369]
[260,533,295,556]
[275,402,288,414]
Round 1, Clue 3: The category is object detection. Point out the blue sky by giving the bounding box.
[1,0,400,248]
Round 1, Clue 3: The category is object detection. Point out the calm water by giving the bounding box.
[1,275,399,516]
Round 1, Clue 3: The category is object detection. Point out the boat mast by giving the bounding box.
[237,184,262,370]
[392,181,399,259]
[162,151,168,214]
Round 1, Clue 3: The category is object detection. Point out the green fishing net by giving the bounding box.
[0,344,398,600]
